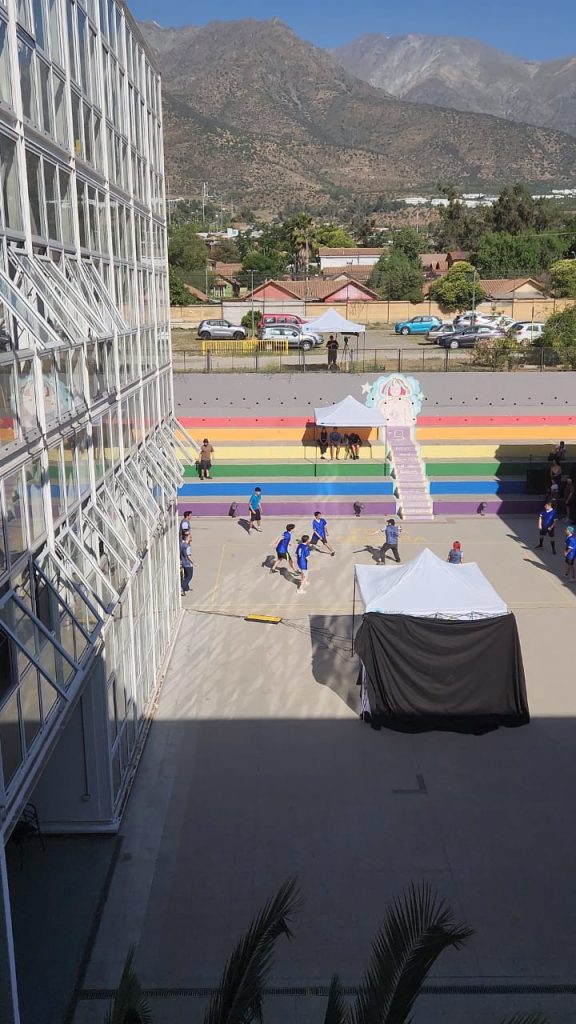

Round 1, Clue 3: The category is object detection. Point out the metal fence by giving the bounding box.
[172,346,575,374]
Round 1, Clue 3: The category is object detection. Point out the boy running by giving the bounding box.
[271,523,295,573]
[248,487,263,533]
[310,511,335,555]
[564,525,576,580]
[295,534,311,593]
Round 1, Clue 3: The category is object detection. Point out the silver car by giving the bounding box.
[259,326,323,351]
[197,319,247,340]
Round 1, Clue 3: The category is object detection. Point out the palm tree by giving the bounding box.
[104,945,152,1024]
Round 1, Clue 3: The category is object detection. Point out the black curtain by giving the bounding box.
[355,612,529,734]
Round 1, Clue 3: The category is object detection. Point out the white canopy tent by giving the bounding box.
[314,395,386,427]
[305,309,366,334]
[354,548,508,620]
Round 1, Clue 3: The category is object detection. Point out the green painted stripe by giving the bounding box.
[426,461,542,478]
[184,462,389,479]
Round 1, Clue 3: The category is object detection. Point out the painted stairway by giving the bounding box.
[387,426,434,522]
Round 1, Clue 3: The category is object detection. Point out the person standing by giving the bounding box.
[447,540,463,564]
[310,511,335,555]
[318,427,328,460]
[199,438,214,480]
[329,428,342,461]
[327,335,339,371]
[179,535,193,595]
[295,534,311,592]
[248,486,263,532]
[180,510,192,541]
[536,500,557,554]
[564,525,576,580]
[375,518,402,563]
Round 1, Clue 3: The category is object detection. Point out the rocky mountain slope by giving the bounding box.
[334,34,576,136]
[140,19,576,207]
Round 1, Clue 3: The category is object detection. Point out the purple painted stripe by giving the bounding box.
[177,500,396,517]
[433,499,541,515]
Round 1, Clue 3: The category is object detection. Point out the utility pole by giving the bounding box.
[250,270,255,331]
[201,181,208,224]
[472,269,477,322]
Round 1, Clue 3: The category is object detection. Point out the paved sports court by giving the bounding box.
[74,513,576,1023]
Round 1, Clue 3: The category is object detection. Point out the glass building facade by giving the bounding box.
[0,0,186,1017]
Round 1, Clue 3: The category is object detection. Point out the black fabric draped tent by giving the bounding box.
[354,550,529,734]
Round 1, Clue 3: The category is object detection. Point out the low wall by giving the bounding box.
[171,298,574,328]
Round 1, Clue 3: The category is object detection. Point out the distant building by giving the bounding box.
[318,247,384,271]
[480,278,547,301]
[243,277,380,303]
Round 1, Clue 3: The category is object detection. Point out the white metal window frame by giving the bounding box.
[37,255,111,336]
[167,417,201,461]
[98,485,136,552]
[152,431,184,485]
[37,546,107,624]
[139,443,178,499]
[78,258,129,332]
[118,463,160,528]
[56,526,120,609]
[83,503,139,576]
[10,251,94,343]
[0,262,62,349]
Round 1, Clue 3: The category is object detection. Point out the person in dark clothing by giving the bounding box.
[199,438,214,480]
[348,432,361,460]
[318,428,328,460]
[536,500,557,554]
[376,518,401,563]
[180,537,193,594]
[327,335,339,370]
[329,428,342,461]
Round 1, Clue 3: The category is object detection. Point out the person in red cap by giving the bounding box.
[447,541,463,564]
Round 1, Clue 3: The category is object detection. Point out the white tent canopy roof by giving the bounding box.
[305,309,366,333]
[355,548,508,618]
[314,395,387,427]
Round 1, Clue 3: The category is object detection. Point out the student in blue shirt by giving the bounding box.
[295,535,311,593]
[248,487,263,533]
[271,523,295,574]
[310,511,335,556]
[564,525,576,580]
[536,500,557,554]
[447,540,463,564]
[374,518,401,563]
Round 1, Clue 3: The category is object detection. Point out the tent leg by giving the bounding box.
[351,576,356,655]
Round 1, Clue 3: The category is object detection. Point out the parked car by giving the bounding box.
[258,313,307,336]
[453,312,495,328]
[394,316,442,335]
[197,319,247,340]
[509,321,545,343]
[439,326,504,350]
[259,326,323,350]
[427,323,456,341]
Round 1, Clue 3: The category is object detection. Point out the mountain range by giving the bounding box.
[139,20,576,209]
[334,35,576,136]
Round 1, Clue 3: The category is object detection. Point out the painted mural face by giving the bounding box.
[364,374,424,426]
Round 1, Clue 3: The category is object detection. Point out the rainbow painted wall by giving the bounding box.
[175,414,575,517]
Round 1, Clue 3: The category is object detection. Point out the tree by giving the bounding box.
[428,261,486,312]
[241,310,263,333]
[168,224,209,275]
[105,946,151,1024]
[315,224,356,248]
[239,249,288,288]
[488,184,556,236]
[284,213,316,274]
[389,227,427,263]
[548,259,576,298]
[434,187,483,250]
[168,267,196,306]
[212,238,239,263]
[106,881,548,1024]
[541,304,576,366]
[474,232,563,278]
[369,252,424,302]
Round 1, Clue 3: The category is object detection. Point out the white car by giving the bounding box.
[510,322,545,343]
[259,325,323,350]
[453,312,494,328]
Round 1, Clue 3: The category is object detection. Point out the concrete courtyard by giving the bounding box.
[74,513,576,1024]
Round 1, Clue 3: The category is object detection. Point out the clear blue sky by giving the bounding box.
[131,0,574,60]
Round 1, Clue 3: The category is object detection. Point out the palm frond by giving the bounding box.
[499,1016,549,1024]
[203,877,301,1024]
[352,882,472,1024]
[104,946,152,1024]
[323,974,349,1024]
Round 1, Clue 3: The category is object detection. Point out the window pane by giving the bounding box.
[38,60,52,134]
[48,0,62,65]
[76,427,90,497]
[63,433,78,505]
[0,20,12,106]
[59,168,74,244]
[54,75,67,147]
[20,663,41,750]
[4,468,26,564]
[43,161,59,239]
[26,149,44,237]
[0,686,22,784]
[25,457,46,543]
[31,0,45,50]
[48,444,65,518]
[18,40,34,121]
[0,133,23,231]
[18,357,39,435]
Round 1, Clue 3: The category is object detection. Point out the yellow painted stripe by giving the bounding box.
[178,443,387,461]
[419,442,550,459]
[417,425,576,441]
[181,426,380,442]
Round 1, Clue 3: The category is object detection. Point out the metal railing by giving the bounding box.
[172,346,575,374]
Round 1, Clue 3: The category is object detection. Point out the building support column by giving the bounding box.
[0,842,20,1024]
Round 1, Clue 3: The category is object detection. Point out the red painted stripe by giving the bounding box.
[179,416,314,428]
[417,415,576,427]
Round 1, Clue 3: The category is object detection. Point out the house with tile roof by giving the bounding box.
[479,278,547,300]
[243,277,379,303]
[318,247,385,271]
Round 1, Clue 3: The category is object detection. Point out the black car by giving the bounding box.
[438,326,504,350]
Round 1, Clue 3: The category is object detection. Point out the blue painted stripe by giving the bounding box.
[178,481,394,497]
[430,480,526,495]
